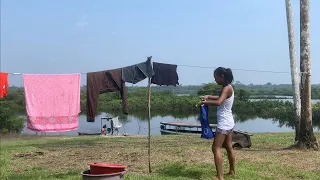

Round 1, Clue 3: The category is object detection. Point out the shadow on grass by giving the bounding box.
[155,162,212,179]
[240,148,286,152]
[37,138,101,148]
[48,171,80,179]
[8,168,80,180]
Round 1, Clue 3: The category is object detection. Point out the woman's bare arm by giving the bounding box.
[202,95,219,100]
[206,95,219,100]
[200,86,232,106]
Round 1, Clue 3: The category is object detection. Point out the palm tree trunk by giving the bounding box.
[285,0,301,142]
[298,0,318,150]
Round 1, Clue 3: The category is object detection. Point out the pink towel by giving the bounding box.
[23,74,81,132]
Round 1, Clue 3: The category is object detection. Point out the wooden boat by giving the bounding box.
[160,122,253,149]
[78,132,101,136]
[160,122,217,135]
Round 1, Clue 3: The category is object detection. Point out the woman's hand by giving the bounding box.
[201,95,209,100]
[197,100,205,107]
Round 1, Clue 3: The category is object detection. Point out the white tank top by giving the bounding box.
[217,85,235,130]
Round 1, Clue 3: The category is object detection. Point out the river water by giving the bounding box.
[20,98,320,136]
[21,112,319,136]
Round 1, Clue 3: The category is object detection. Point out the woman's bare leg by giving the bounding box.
[212,133,226,180]
[223,132,235,175]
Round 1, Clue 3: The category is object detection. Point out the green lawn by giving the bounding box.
[1,133,320,180]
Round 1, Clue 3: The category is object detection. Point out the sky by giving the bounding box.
[1,0,320,87]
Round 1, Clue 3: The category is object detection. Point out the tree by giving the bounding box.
[238,89,250,102]
[197,83,222,96]
[285,0,301,142]
[0,101,25,133]
[298,0,318,150]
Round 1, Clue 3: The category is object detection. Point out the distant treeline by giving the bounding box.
[79,83,320,99]
[129,83,320,99]
[3,83,320,113]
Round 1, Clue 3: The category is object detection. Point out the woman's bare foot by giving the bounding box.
[213,176,224,180]
[225,171,235,176]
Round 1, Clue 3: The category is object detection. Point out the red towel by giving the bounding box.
[0,72,9,98]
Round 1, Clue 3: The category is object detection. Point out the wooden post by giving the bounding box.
[285,0,301,142]
[147,56,152,173]
[298,0,318,149]
[147,78,152,173]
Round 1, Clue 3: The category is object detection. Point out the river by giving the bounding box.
[21,97,320,136]
[21,112,320,136]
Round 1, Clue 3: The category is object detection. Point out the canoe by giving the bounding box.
[78,132,101,136]
[160,122,253,148]
[160,122,217,128]
[160,121,216,135]
[160,129,202,135]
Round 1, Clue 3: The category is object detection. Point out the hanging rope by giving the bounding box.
[5,63,307,75]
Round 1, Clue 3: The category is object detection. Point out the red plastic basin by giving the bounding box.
[88,163,127,175]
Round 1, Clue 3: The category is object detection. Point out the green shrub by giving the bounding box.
[0,103,25,133]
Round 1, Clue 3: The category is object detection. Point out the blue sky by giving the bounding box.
[1,0,319,86]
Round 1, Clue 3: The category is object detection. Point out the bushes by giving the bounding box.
[0,102,25,133]
[313,103,320,127]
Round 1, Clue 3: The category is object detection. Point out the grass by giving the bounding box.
[1,133,320,180]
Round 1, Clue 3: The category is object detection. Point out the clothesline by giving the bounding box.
[178,64,292,74]
[4,64,311,75]
[8,72,88,75]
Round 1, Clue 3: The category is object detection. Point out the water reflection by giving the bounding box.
[250,98,320,104]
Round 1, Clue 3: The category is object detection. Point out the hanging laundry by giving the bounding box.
[86,68,128,122]
[151,62,179,86]
[23,74,81,132]
[200,104,215,139]
[122,58,154,84]
[0,72,9,98]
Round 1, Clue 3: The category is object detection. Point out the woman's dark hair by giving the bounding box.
[214,67,234,86]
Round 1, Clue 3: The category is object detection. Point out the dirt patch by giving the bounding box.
[9,136,210,173]
[8,134,320,177]
[13,151,44,158]
[236,148,320,172]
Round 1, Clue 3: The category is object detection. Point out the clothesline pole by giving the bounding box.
[147,77,152,173]
[146,55,153,173]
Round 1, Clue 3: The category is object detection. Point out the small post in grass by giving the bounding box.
[147,56,153,173]
[147,77,152,173]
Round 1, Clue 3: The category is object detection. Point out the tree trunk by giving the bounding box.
[298,0,318,150]
[285,0,301,142]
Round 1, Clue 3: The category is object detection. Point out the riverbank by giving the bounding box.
[1,133,319,179]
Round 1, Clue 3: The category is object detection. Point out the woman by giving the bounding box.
[199,67,236,180]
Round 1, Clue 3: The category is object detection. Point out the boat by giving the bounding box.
[78,132,101,136]
[160,122,253,149]
[160,122,217,135]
